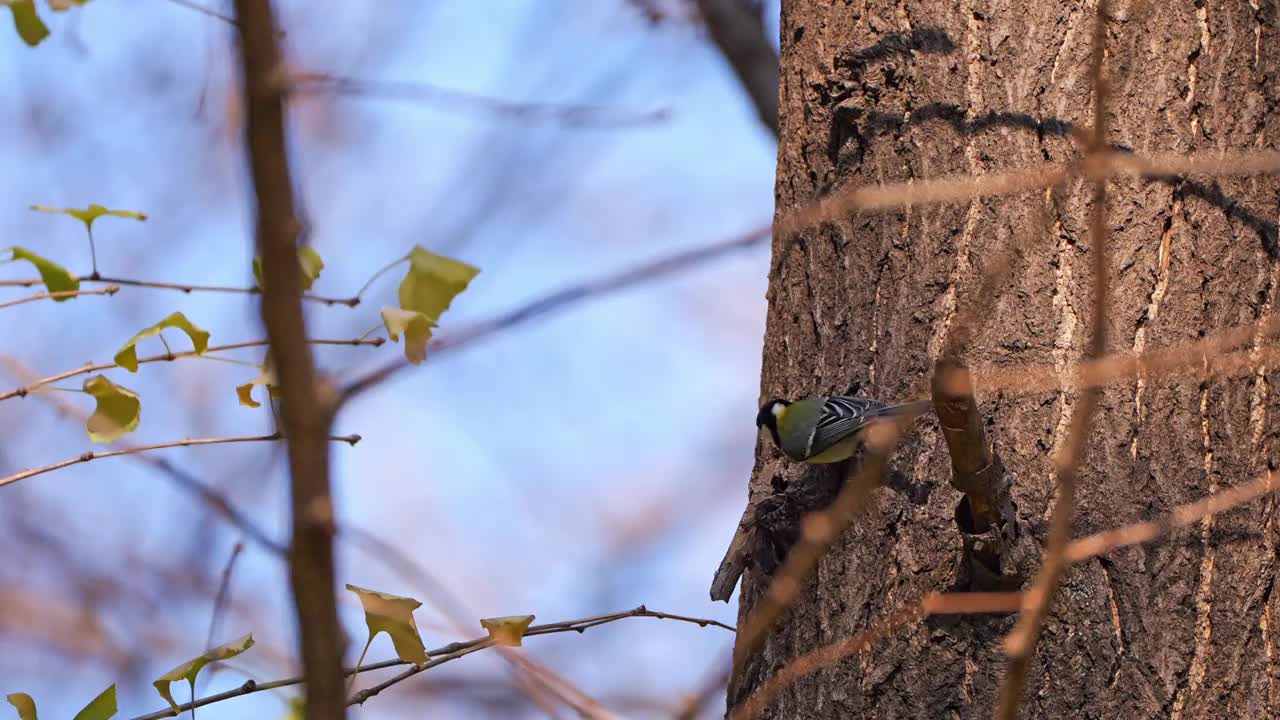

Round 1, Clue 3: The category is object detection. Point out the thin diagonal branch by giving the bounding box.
[0,337,384,403]
[0,275,360,306]
[338,224,771,406]
[0,433,360,490]
[995,4,1110,718]
[233,1,346,717]
[0,285,119,309]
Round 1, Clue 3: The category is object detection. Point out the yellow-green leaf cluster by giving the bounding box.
[345,584,428,665]
[480,615,536,647]
[83,375,140,443]
[152,634,255,712]
[381,246,479,364]
[253,246,325,292]
[114,312,210,371]
[3,247,78,300]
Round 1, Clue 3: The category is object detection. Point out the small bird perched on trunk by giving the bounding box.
[709,393,932,602]
[756,395,933,463]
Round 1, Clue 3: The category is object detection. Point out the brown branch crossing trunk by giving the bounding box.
[723,1,1280,718]
[234,2,347,718]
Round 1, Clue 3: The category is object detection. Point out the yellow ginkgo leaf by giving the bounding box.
[72,685,116,720]
[480,615,536,647]
[397,245,479,320]
[345,584,428,665]
[6,693,37,720]
[113,312,210,372]
[83,375,140,443]
[3,247,78,300]
[380,306,434,365]
[152,635,254,713]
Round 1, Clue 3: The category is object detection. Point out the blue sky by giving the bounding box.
[0,1,778,717]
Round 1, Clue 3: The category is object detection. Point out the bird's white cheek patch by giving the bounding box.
[772,404,786,418]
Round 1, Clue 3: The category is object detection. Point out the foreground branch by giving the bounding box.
[234,1,347,717]
[127,606,732,720]
[995,4,1110,717]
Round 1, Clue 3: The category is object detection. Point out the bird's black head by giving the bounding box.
[756,399,789,448]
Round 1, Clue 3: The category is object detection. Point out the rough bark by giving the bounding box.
[730,1,1280,718]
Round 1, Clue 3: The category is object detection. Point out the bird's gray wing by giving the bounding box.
[808,396,887,455]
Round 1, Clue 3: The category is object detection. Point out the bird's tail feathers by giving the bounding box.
[877,399,934,417]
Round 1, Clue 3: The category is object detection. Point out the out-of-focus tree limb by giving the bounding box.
[695,0,778,137]
[338,224,770,406]
[232,0,347,717]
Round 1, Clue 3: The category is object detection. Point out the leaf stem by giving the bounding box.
[87,226,99,277]
[346,638,372,698]
[353,256,408,300]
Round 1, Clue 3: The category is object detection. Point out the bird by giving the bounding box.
[756,395,932,463]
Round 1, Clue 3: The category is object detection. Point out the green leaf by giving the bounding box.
[71,685,116,720]
[83,375,140,443]
[253,246,325,291]
[30,203,147,233]
[152,634,255,713]
[6,693,37,720]
[345,584,428,665]
[480,615,536,647]
[380,306,434,365]
[6,1,49,46]
[283,698,304,720]
[3,247,78,300]
[397,245,479,320]
[113,311,210,372]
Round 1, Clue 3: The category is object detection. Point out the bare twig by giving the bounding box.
[234,1,346,716]
[0,433,360,489]
[0,337,384,403]
[338,224,771,405]
[695,0,779,136]
[206,542,245,652]
[127,606,730,720]
[0,285,119,309]
[995,4,1110,718]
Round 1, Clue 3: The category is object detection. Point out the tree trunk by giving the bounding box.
[729,1,1280,718]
